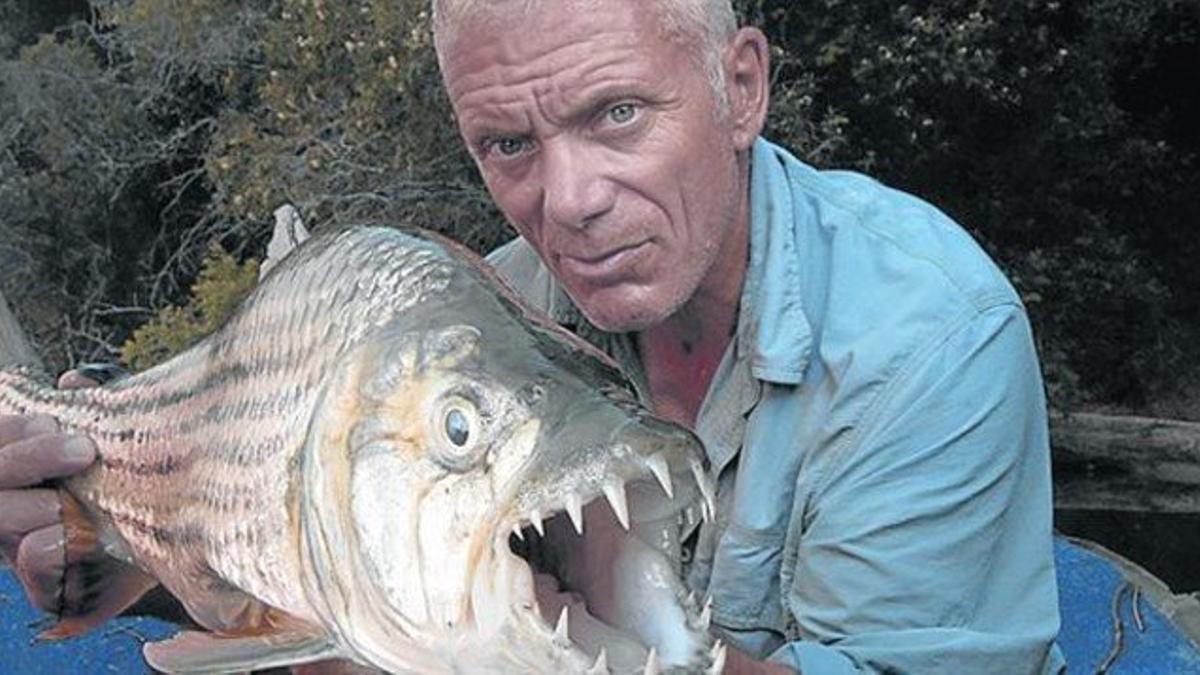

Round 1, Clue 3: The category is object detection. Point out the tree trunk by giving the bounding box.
[1052,412,1200,513]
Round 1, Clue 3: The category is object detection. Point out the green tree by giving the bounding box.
[206,0,500,249]
[120,242,258,371]
[0,1,264,370]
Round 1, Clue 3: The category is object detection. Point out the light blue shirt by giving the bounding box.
[487,138,1064,673]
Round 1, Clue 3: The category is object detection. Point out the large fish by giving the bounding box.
[0,226,723,673]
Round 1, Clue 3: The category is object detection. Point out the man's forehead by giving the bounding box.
[440,4,686,104]
[436,0,685,66]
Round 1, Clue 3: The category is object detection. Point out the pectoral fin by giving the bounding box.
[144,627,342,674]
[38,490,159,640]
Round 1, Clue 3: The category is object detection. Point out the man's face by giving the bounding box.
[441,0,750,332]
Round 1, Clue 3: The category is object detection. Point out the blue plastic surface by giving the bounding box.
[1055,538,1200,673]
[0,564,176,673]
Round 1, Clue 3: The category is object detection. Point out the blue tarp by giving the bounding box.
[1055,538,1200,673]
[1,537,1198,672]
[0,564,174,673]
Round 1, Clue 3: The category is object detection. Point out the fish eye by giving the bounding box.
[444,407,470,446]
[432,396,485,472]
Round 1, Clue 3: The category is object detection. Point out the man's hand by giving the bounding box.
[0,371,99,613]
[723,645,797,674]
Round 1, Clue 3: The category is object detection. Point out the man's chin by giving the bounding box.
[570,289,683,334]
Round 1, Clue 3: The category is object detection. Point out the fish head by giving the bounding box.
[297,257,724,673]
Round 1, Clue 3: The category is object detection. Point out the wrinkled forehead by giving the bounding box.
[434,0,692,70]
[438,4,700,110]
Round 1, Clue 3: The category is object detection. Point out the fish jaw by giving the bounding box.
[470,388,718,673]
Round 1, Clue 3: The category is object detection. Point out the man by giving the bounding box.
[1,0,1064,672]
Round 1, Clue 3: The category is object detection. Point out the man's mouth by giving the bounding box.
[558,241,651,283]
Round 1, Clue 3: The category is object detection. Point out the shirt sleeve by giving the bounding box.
[772,303,1064,674]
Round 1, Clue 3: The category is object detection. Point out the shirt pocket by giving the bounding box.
[708,519,787,632]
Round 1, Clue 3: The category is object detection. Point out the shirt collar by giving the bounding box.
[737,138,813,385]
[543,137,813,388]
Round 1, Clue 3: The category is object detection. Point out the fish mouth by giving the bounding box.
[470,431,724,674]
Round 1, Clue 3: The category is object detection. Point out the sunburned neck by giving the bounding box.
[637,313,734,429]
[637,231,748,430]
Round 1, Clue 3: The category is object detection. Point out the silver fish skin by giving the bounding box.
[0,226,723,674]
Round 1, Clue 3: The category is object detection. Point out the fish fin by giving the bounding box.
[143,627,341,674]
[163,565,301,635]
[38,490,160,639]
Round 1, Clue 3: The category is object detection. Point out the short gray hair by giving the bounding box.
[432,0,738,95]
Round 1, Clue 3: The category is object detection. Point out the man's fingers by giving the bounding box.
[0,489,61,561]
[56,370,100,390]
[0,434,96,489]
[0,414,59,448]
[14,523,66,613]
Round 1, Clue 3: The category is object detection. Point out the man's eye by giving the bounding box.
[492,137,528,157]
[606,103,639,125]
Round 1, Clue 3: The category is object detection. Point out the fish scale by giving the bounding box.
[0,227,458,627]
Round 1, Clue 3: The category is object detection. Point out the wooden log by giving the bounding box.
[1052,412,1200,513]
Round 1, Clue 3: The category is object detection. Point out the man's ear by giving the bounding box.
[723,26,770,151]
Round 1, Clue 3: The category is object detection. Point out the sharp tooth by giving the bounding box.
[700,596,712,629]
[588,648,608,674]
[565,494,584,534]
[688,591,697,607]
[512,523,524,541]
[530,509,545,536]
[646,453,674,498]
[555,605,569,641]
[643,647,659,675]
[690,459,715,522]
[708,641,727,674]
[602,480,630,530]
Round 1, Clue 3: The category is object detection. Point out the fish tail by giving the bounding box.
[37,490,159,640]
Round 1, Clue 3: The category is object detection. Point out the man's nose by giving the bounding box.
[540,139,616,229]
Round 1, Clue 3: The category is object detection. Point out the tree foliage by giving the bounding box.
[1,0,1197,415]
[120,241,258,371]
[0,0,257,368]
[208,0,496,245]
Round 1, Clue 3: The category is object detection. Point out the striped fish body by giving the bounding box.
[0,226,723,674]
[0,228,462,631]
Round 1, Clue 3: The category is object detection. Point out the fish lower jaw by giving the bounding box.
[471,531,725,675]
[469,481,723,672]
